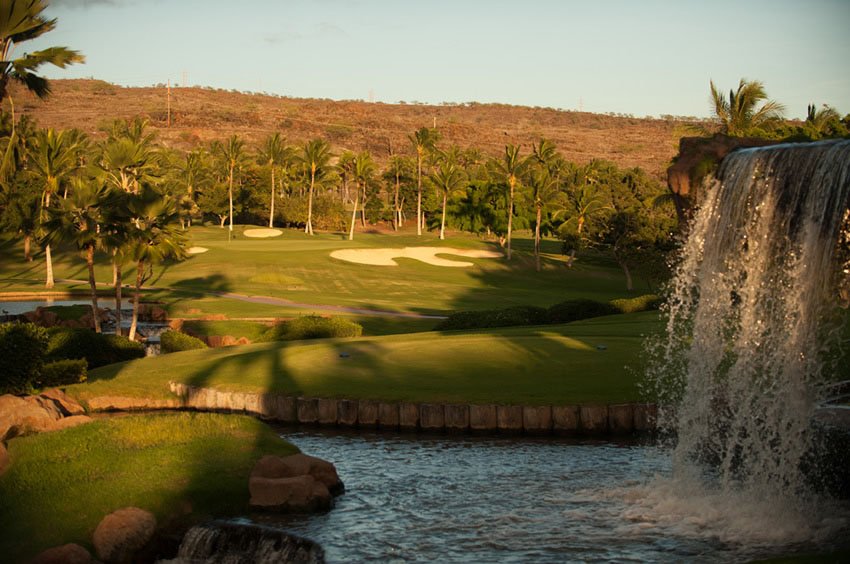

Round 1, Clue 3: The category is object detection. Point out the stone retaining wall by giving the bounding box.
[81,382,658,436]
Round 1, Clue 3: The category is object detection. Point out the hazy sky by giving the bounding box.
[27,0,850,118]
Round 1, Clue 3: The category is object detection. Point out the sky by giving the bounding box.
[25,0,850,119]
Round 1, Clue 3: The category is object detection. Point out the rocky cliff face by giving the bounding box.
[667,135,777,224]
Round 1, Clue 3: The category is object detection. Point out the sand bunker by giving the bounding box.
[243,228,283,238]
[187,246,209,254]
[330,247,503,267]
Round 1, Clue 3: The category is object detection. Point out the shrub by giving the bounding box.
[47,328,145,369]
[160,330,208,353]
[36,359,87,388]
[0,322,48,394]
[261,316,363,342]
[609,294,662,314]
[436,306,549,331]
[546,299,619,324]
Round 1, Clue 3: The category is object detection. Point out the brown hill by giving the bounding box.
[13,79,697,179]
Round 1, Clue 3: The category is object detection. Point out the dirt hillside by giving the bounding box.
[13,79,698,179]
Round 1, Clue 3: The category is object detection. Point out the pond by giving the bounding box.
[244,430,849,563]
[0,298,123,316]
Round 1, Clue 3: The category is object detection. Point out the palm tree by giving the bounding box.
[43,178,111,332]
[337,150,356,204]
[100,188,132,336]
[526,167,564,271]
[348,151,375,240]
[429,158,467,240]
[804,103,842,139]
[384,154,412,230]
[214,135,245,240]
[299,138,331,235]
[28,128,82,288]
[488,144,527,260]
[126,185,186,340]
[0,0,83,182]
[168,148,210,229]
[258,133,293,227]
[409,127,440,236]
[563,183,608,267]
[709,79,785,137]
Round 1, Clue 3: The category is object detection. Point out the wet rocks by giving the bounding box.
[30,543,93,564]
[249,453,344,513]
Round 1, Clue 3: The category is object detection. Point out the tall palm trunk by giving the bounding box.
[534,206,542,272]
[439,193,448,240]
[44,191,54,288]
[393,172,401,231]
[416,154,422,236]
[305,169,315,235]
[129,260,144,341]
[268,166,275,228]
[86,245,101,333]
[228,165,234,241]
[114,260,123,336]
[506,179,515,260]
[567,217,584,268]
[348,189,359,241]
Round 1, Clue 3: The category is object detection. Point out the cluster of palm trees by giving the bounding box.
[1,118,186,339]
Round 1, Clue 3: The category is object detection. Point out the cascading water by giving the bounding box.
[641,139,850,549]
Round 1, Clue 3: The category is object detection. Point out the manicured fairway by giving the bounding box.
[68,312,662,406]
[0,226,648,318]
[0,413,298,562]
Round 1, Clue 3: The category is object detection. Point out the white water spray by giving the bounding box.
[643,139,850,548]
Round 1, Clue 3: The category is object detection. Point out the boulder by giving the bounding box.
[0,394,56,440]
[51,415,93,431]
[25,395,64,421]
[31,543,93,564]
[92,507,157,563]
[249,475,332,513]
[40,388,86,416]
[251,453,344,496]
[150,306,168,322]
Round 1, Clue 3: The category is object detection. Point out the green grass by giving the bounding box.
[0,412,298,562]
[1,225,648,318]
[67,312,661,406]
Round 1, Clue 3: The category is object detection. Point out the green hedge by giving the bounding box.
[261,315,363,342]
[46,328,145,369]
[0,323,48,394]
[436,295,662,331]
[160,330,208,353]
[435,306,549,331]
[610,294,662,314]
[36,359,87,388]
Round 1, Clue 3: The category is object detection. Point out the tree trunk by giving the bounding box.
[393,172,400,231]
[24,235,32,262]
[129,260,144,341]
[534,206,542,272]
[619,258,633,291]
[305,171,315,235]
[86,245,101,333]
[114,260,123,336]
[416,155,422,236]
[228,165,234,241]
[360,187,367,228]
[566,217,584,268]
[44,192,54,288]
[219,215,227,228]
[506,181,514,260]
[348,191,358,241]
[440,193,447,240]
[269,166,276,228]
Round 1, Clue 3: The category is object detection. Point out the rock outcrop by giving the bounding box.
[0,389,92,441]
[249,453,344,513]
[667,134,778,224]
[92,507,157,563]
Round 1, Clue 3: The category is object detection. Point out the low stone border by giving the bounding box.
[78,383,658,436]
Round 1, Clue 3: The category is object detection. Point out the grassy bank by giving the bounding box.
[68,312,661,406]
[0,413,298,562]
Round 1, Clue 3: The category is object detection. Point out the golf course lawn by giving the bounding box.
[0,225,650,318]
[67,312,662,406]
[0,412,299,563]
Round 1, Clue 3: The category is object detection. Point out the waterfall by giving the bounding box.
[642,139,850,547]
[161,520,325,564]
